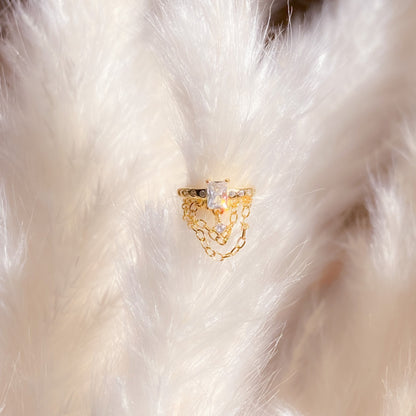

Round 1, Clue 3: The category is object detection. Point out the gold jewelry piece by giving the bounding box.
[178,179,255,261]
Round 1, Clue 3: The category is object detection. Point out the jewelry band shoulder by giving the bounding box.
[178,179,255,260]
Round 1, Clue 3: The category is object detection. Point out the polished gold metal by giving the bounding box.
[178,180,255,261]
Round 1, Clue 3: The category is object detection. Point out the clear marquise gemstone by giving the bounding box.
[207,181,228,210]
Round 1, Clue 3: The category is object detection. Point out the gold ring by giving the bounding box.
[178,179,255,260]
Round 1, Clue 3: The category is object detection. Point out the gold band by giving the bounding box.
[177,187,255,198]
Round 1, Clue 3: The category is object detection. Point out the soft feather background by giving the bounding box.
[0,0,415,415]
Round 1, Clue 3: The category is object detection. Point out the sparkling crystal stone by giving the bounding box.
[207,181,228,210]
[215,223,226,233]
[238,190,244,197]
[228,190,236,198]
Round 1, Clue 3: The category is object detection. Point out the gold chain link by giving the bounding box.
[182,196,252,261]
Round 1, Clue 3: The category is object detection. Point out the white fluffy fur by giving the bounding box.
[0,0,416,414]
